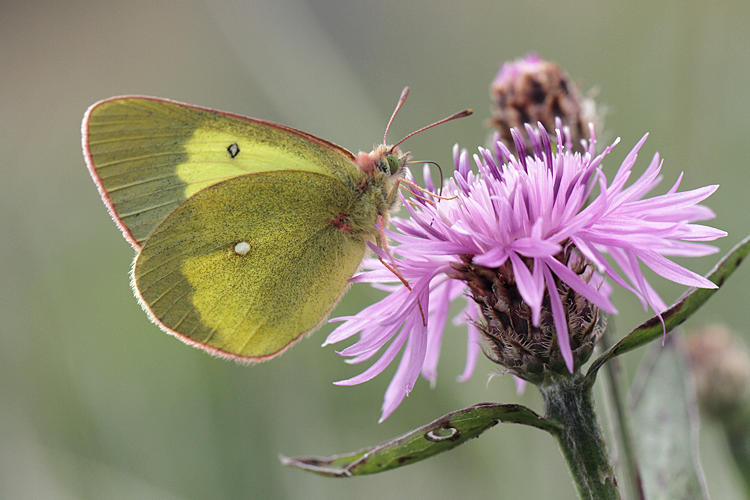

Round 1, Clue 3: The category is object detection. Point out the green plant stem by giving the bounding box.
[541,374,620,500]
[599,331,645,500]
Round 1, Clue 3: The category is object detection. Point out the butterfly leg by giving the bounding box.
[387,178,456,207]
[375,215,427,326]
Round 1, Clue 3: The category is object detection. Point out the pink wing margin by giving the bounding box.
[129,259,354,364]
[81,94,356,250]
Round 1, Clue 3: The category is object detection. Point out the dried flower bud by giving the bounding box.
[685,325,750,417]
[450,248,607,384]
[489,54,599,152]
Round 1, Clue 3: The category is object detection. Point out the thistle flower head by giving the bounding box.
[327,124,726,421]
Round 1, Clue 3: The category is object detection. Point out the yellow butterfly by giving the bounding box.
[82,88,470,361]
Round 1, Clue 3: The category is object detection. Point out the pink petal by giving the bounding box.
[380,316,428,421]
[474,246,509,267]
[457,303,481,382]
[514,376,527,393]
[544,257,617,314]
[334,327,409,386]
[543,266,574,372]
[638,250,717,289]
[510,253,544,325]
[511,237,561,257]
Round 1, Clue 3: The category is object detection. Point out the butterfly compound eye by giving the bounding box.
[385,153,402,175]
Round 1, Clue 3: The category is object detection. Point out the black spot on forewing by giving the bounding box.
[227,143,240,158]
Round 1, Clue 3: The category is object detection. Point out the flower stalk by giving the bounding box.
[541,373,620,500]
[598,330,645,499]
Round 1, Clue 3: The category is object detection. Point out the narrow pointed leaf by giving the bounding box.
[281,402,560,477]
[587,234,750,379]
[630,337,709,499]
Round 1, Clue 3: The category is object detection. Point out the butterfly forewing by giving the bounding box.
[133,170,366,360]
[83,96,358,248]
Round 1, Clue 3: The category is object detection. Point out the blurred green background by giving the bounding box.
[2,0,749,498]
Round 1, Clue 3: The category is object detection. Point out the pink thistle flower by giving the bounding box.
[326,123,726,421]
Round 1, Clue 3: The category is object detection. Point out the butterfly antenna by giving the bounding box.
[390,109,473,151]
[384,86,410,145]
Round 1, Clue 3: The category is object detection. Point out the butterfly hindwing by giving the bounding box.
[83,96,359,248]
[133,170,366,360]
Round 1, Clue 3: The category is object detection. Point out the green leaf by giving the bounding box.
[281,403,560,477]
[587,234,750,379]
[630,337,709,499]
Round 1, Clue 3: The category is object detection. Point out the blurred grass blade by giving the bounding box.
[630,336,709,499]
[281,403,560,477]
[587,234,750,379]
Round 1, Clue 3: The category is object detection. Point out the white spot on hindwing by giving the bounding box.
[233,241,251,255]
[227,143,240,158]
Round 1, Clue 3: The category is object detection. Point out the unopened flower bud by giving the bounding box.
[685,324,750,417]
[489,54,599,152]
